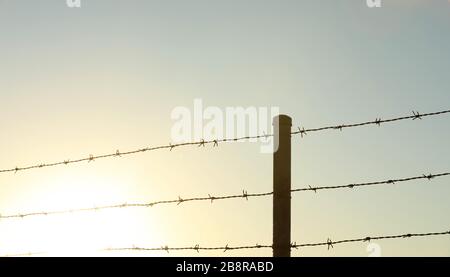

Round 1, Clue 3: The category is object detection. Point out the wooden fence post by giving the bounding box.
[273,114,292,257]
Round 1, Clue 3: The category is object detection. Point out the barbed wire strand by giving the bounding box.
[291,172,449,193]
[1,172,448,220]
[0,252,45,257]
[0,109,448,174]
[292,110,450,136]
[105,230,450,252]
[3,231,448,256]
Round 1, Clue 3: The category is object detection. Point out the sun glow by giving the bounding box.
[0,174,158,257]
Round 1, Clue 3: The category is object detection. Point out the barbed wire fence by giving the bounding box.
[1,110,448,175]
[1,109,449,257]
[105,230,450,253]
[0,172,448,220]
[3,230,450,257]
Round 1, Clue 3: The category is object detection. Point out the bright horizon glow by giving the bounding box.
[0,174,161,256]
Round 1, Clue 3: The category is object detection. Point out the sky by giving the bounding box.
[0,0,449,257]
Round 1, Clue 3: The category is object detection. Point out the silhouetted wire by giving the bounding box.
[3,231,448,256]
[105,230,450,253]
[1,172,447,220]
[0,109,448,174]
[292,110,450,137]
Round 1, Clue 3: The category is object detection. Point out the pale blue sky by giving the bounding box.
[0,0,449,256]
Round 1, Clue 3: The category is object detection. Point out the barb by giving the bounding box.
[0,172,448,220]
[1,109,448,174]
[106,229,450,253]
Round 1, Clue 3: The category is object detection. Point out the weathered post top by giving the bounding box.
[273,114,292,127]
